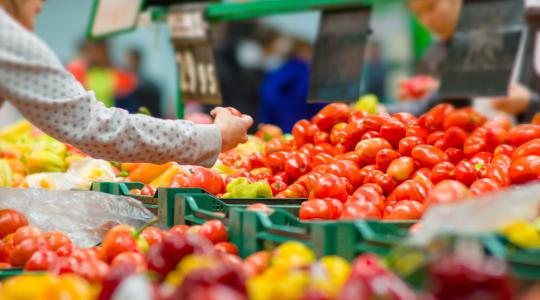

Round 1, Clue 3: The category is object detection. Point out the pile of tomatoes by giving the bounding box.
[217,103,540,221]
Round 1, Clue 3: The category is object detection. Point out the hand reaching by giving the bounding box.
[211,107,253,152]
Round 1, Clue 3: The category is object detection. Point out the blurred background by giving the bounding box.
[2,0,434,130]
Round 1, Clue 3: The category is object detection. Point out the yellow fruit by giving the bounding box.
[354,94,379,115]
[273,241,316,268]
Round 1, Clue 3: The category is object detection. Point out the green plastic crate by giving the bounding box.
[335,220,415,260]
[241,209,342,258]
[91,182,206,227]
[484,234,540,280]
[175,193,306,257]
[0,268,24,281]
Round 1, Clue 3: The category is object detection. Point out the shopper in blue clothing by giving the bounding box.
[259,35,325,133]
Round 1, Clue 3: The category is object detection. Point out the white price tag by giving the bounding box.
[90,0,143,37]
[168,10,208,39]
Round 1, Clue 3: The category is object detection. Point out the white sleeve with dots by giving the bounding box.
[0,8,221,166]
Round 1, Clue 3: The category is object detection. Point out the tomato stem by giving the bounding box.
[134,217,159,238]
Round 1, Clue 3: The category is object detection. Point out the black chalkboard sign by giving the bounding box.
[438,0,525,99]
[168,4,222,105]
[308,7,371,103]
[523,2,540,92]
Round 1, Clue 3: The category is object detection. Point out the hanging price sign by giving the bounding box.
[308,7,372,103]
[87,0,144,39]
[438,0,525,99]
[168,4,222,105]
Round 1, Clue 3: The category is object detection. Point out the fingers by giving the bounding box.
[210,107,227,117]
[241,115,254,127]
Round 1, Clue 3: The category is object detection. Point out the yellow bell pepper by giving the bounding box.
[248,266,309,300]
[501,220,540,249]
[165,255,219,287]
[150,163,182,188]
[0,159,13,186]
[26,150,66,174]
[128,162,173,184]
[272,241,316,268]
[0,274,95,300]
[310,256,351,297]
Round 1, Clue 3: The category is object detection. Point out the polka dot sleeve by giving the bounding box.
[0,8,221,166]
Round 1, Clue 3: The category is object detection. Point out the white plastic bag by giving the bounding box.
[0,187,154,247]
[409,183,540,246]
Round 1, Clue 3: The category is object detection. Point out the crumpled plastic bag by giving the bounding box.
[0,187,154,247]
[409,182,540,246]
[22,157,115,190]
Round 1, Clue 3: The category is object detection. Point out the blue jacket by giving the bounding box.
[259,58,325,133]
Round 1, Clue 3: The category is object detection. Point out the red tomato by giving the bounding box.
[49,256,80,275]
[250,168,273,181]
[509,155,540,184]
[266,151,289,172]
[43,232,72,252]
[270,181,288,195]
[24,250,57,271]
[410,173,434,202]
[386,156,415,182]
[494,144,515,157]
[470,152,492,167]
[301,173,322,193]
[443,108,486,131]
[355,183,384,195]
[470,178,501,196]
[284,152,310,180]
[342,120,365,150]
[168,173,189,188]
[313,130,330,144]
[425,104,455,131]
[140,184,157,196]
[276,183,308,198]
[406,124,429,141]
[101,232,138,263]
[512,139,540,161]
[413,168,431,179]
[463,135,486,157]
[292,120,315,147]
[361,131,381,140]
[243,251,270,276]
[411,145,448,168]
[425,180,470,207]
[356,138,393,164]
[129,189,141,195]
[363,115,387,132]
[330,122,348,145]
[442,127,468,149]
[430,162,455,184]
[141,227,165,247]
[9,236,47,267]
[363,170,396,196]
[350,188,385,212]
[392,112,417,125]
[398,136,424,157]
[311,174,351,202]
[169,225,190,235]
[323,198,344,219]
[76,259,109,283]
[0,209,28,239]
[329,160,362,189]
[271,171,290,185]
[427,131,444,146]
[199,220,228,244]
[13,226,41,246]
[375,149,401,172]
[249,153,267,169]
[214,242,239,255]
[507,125,540,146]
[188,168,224,195]
[484,125,507,151]
[349,110,369,123]
[384,200,424,220]
[0,239,8,262]
[340,201,381,220]
[389,180,417,203]
[454,160,477,186]
[313,103,351,131]
[299,199,332,220]
[314,143,336,156]
[445,148,465,165]
[358,165,378,184]
[338,152,362,165]
[111,251,147,273]
[380,119,406,148]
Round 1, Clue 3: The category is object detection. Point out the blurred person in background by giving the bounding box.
[67,40,138,111]
[386,0,538,124]
[259,33,325,133]
[126,48,162,117]
[0,0,252,166]
[210,22,265,130]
